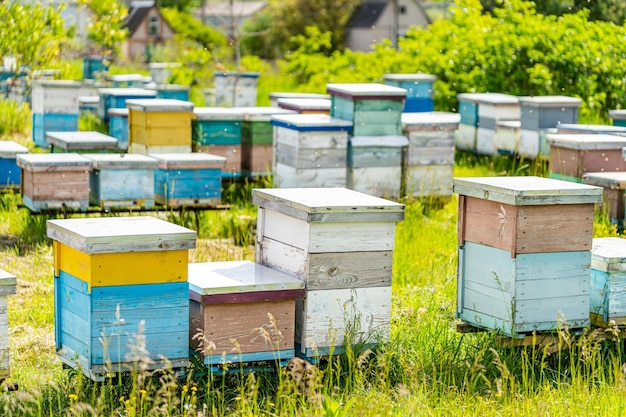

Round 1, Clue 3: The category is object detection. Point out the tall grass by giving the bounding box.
[0,99,31,139]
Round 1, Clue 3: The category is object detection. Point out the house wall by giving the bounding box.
[124,7,175,62]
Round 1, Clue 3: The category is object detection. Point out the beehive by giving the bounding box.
[556,123,626,135]
[108,108,129,150]
[47,216,196,380]
[609,110,626,127]
[383,73,436,112]
[271,113,352,188]
[455,93,481,151]
[78,96,100,116]
[590,237,626,327]
[214,71,259,107]
[347,135,408,199]
[241,107,296,178]
[494,120,521,155]
[31,80,82,147]
[518,95,582,159]
[17,153,93,212]
[82,56,109,80]
[87,154,158,209]
[105,73,150,88]
[127,99,194,154]
[31,113,79,148]
[277,98,331,114]
[454,176,602,337]
[401,111,459,198]
[547,133,626,182]
[97,88,157,123]
[269,92,330,107]
[154,84,190,101]
[148,62,180,84]
[582,171,626,226]
[253,187,405,358]
[192,107,245,178]
[327,83,406,136]
[188,261,305,369]
[0,141,28,189]
[0,269,17,380]
[474,93,520,156]
[46,131,120,153]
[152,153,226,208]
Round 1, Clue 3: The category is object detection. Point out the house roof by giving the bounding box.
[195,1,267,18]
[348,0,387,28]
[125,1,155,34]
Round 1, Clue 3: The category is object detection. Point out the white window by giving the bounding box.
[148,15,159,36]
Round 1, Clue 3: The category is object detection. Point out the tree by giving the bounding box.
[78,0,128,58]
[156,0,200,13]
[480,0,626,24]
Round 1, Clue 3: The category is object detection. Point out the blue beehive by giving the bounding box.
[590,238,626,327]
[98,88,157,123]
[108,108,129,149]
[155,84,190,101]
[82,56,109,80]
[383,73,436,113]
[609,110,626,127]
[0,141,28,189]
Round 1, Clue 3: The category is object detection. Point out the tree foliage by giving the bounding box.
[0,2,71,72]
[78,0,128,58]
[155,0,200,13]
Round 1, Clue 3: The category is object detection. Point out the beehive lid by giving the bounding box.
[471,93,519,105]
[383,73,437,82]
[106,73,147,82]
[126,98,194,112]
[108,108,129,117]
[269,92,330,101]
[214,71,260,78]
[270,114,353,131]
[326,83,407,99]
[518,95,582,108]
[31,79,82,88]
[86,153,158,169]
[277,98,331,112]
[545,133,626,150]
[496,120,521,129]
[401,111,461,130]
[46,216,197,253]
[188,260,305,296]
[45,131,119,150]
[150,152,226,169]
[16,153,93,171]
[453,176,603,205]
[350,135,409,148]
[240,106,296,122]
[609,110,626,120]
[582,172,626,189]
[557,123,626,134]
[148,62,181,69]
[0,268,17,290]
[457,93,486,103]
[193,107,246,121]
[591,237,626,272]
[98,88,158,97]
[0,141,28,159]
[252,187,405,222]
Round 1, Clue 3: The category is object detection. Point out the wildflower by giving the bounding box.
[68,394,78,402]
[139,389,147,397]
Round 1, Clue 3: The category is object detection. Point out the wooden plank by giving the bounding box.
[348,166,402,199]
[273,164,346,188]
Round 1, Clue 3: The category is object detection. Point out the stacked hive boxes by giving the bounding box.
[454,176,602,337]
[0,269,16,381]
[46,216,196,380]
[188,260,305,370]
[590,237,626,327]
[518,95,582,159]
[17,153,93,212]
[328,83,408,198]
[253,187,404,359]
[0,141,28,190]
[192,107,245,178]
[98,88,157,123]
[383,73,436,112]
[474,94,520,156]
[127,99,194,154]
[271,114,352,188]
[400,112,459,199]
[31,80,82,147]
[214,72,259,107]
[546,133,626,182]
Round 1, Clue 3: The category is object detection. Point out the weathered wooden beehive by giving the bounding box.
[271,113,352,188]
[277,98,331,114]
[400,111,459,198]
[46,131,119,153]
[31,80,82,147]
[192,107,245,178]
[241,107,295,178]
[108,108,129,150]
[383,73,436,113]
[474,93,520,156]
[454,176,602,337]
[494,120,521,155]
[127,99,194,154]
[46,216,196,380]
[0,141,28,190]
[609,110,626,127]
[152,153,226,208]
[518,95,582,159]
[547,133,626,182]
[97,88,157,123]
[86,154,158,209]
[154,84,190,101]
[327,83,406,136]
[0,268,17,381]
[556,123,626,135]
[582,171,626,226]
[17,153,93,212]
[455,93,481,152]
[269,92,330,107]
[214,71,259,107]
[188,260,305,370]
[253,187,405,359]
[590,237,626,327]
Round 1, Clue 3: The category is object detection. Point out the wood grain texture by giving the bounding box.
[21,170,90,202]
[194,145,241,176]
[90,168,155,208]
[273,163,346,188]
[241,143,272,174]
[406,145,454,166]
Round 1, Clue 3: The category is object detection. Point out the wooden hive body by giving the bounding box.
[590,237,626,326]
[0,269,17,380]
[31,113,79,148]
[582,171,626,226]
[609,110,626,127]
[253,188,404,357]
[193,107,244,177]
[0,141,28,189]
[188,260,305,367]
[31,80,82,114]
[97,88,157,123]
[475,94,520,156]
[454,176,602,337]
[213,71,259,107]
[383,73,436,112]
[494,120,521,155]
[17,153,93,212]
[46,216,196,380]
[108,108,129,150]
[155,84,190,101]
